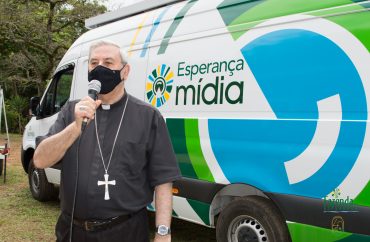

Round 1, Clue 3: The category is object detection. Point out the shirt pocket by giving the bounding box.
[116,140,147,177]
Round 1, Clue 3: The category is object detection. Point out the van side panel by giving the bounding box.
[22,0,370,240]
[140,0,370,238]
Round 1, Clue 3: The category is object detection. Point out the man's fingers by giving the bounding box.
[76,104,95,119]
[79,97,100,112]
[75,96,101,123]
[78,105,87,112]
[80,100,96,111]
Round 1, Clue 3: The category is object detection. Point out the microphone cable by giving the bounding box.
[68,80,100,241]
[69,127,84,242]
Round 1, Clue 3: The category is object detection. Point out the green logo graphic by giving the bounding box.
[146,64,174,107]
[323,188,358,213]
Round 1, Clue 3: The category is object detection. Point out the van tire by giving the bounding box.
[216,196,291,242]
[28,160,57,201]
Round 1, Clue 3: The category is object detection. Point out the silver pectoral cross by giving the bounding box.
[97,173,116,200]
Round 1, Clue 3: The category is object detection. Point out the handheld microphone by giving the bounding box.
[82,80,101,131]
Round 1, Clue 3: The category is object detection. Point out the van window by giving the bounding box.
[39,64,74,117]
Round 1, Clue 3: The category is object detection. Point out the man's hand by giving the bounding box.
[74,96,101,129]
[154,234,171,242]
[34,97,101,169]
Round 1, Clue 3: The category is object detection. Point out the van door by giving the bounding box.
[37,63,75,136]
[28,62,75,201]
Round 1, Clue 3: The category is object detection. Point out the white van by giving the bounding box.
[22,0,370,241]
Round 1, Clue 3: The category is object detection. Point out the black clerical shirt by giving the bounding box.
[39,92,181,220]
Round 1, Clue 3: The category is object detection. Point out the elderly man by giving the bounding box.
[34,40,181,242]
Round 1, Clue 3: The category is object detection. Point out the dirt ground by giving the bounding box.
[0,134,216,242]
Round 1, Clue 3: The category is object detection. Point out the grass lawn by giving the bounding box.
[0,134,216,241]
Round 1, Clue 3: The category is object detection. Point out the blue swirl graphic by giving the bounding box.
[208,29,367,198]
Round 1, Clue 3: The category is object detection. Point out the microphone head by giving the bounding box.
[88,80,101,94]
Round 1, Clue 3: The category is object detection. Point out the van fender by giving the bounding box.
[209,183,269,226]
[21,146,35,173]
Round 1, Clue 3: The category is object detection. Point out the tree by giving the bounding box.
[0,0,106,133]
[5,96,28,134]
[0,0,106,96]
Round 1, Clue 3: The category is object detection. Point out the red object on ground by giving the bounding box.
[0,148,9,155]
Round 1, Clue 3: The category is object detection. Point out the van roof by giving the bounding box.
[85,0,185,29]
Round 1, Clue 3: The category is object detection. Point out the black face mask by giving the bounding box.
[88,65,125,94]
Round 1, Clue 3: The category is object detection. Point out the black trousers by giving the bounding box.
[55,209,150,242]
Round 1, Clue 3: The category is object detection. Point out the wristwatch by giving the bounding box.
[156,225,171,236]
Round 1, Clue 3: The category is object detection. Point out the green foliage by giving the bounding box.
[2,96,28,134]
[0,0,106,134]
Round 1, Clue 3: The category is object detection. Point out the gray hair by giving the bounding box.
[89,40,128,64]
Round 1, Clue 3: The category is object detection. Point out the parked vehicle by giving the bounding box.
[22,0,370,241]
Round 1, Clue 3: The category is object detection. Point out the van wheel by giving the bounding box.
[28,160,57,201]
[216,196,291,242]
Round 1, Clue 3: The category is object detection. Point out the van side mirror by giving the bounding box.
[29,96,40,116]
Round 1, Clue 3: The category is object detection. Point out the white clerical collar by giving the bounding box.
[100,91,127,110]
[101,104,111,110]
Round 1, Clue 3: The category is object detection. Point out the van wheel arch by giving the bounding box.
[21,147,34,174]
[215,195,291,242]
[210,183,269,227]
[210,184,290,240]
[28,159,58,201]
